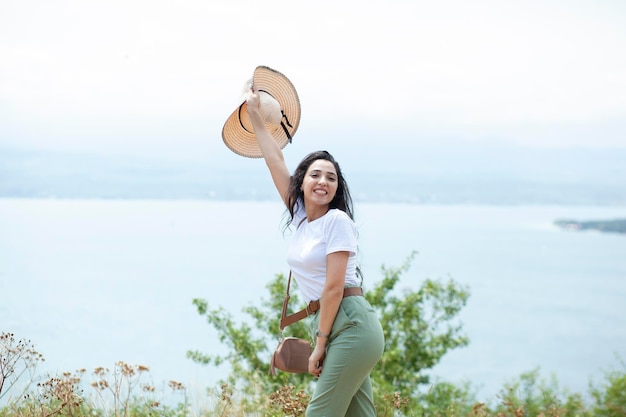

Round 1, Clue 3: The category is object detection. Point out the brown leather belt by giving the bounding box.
[279,287,363,329]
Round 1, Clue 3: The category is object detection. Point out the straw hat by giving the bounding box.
[222,66,301,158]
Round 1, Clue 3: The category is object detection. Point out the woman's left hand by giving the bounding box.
[309,344,326,378]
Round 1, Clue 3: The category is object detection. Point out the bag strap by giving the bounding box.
[279,271,324,330]
[279,271,366,330]
[278,271,293,331]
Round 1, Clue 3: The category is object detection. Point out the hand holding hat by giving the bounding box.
[246,88,283,125]
[222,66,301,158]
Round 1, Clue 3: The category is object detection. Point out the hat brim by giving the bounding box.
[222,66,301,158]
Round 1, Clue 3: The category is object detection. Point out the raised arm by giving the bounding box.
[246,89,291,206]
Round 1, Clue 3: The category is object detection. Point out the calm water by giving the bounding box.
[1,199,625,402]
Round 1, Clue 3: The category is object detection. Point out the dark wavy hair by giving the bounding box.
[284,150,355,229]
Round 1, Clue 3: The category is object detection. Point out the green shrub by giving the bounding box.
[590,358,626,417]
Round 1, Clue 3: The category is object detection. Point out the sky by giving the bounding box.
[1,0,625,160]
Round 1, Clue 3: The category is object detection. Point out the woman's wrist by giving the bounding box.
[315,329,330,339]
[249,113,268,133]
[315,337,328,347]
[247,108,263,123]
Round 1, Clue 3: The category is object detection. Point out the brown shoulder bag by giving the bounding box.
[269,272,313,376]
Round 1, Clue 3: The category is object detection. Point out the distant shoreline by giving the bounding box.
[554,219,626,234]
[2,146,626,206]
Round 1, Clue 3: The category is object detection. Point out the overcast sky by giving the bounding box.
[1,0,625,159]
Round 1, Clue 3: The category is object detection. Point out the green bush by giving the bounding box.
[188,251,470,410]
[590,358,626,417]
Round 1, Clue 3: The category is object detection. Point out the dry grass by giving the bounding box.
[2,332,624,417]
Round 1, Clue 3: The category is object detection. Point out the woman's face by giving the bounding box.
[301,159,338,209]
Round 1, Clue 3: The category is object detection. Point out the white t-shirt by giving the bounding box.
[287,203,359,303]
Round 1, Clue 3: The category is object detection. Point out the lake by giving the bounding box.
[1,199,625,404]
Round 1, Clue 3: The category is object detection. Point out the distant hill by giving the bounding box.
[554,219,626,234]
[1,145,626,205]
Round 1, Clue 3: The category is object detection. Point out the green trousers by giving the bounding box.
[307,294,385,417]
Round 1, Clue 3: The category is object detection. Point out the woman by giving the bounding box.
[246,88,385,417]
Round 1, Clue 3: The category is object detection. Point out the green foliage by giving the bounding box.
[417,381,477,417]
[187,273,313,396]
[188,251,470,411]
[400,366,625,417]
[367,252,470,408]
[492,368,584,417]
[590,357,626,417]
